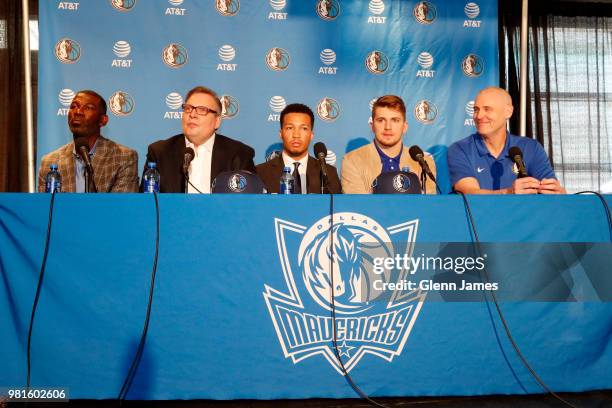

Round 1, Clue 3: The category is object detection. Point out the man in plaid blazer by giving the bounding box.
[38,90,139,193]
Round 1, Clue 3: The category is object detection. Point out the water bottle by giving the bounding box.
[143,162,160,193]
[45,164,62,193]
[279,166,294,194]
[401,166,411,173]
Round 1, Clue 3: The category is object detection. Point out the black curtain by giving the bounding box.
[0,0,37,192]
[499,0,612,192]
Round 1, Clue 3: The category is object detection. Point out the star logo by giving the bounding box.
[335,341,356,358]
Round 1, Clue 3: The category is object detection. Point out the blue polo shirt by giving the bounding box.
[447,132,556,190]
[374,141,402,173]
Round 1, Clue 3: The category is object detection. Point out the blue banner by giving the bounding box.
[38,1,499,191]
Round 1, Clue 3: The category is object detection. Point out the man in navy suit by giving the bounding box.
[142,86,255,193]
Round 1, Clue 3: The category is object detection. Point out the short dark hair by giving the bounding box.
[372,95,406,120]
[77,90,107,115]
[185,85,222,114]
[280,103,315,129]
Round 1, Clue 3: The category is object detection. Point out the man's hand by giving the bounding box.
[510,177,540,194]
[538,178,566,194]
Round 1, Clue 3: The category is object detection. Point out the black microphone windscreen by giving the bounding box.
[409,145,424,161]
[314,142,327,158]
[74,136,89,153]
[508,146,523,158]
[184,147,195,160]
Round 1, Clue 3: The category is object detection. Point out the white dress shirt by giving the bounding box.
[282,152,308,194]
[185,134,215,194]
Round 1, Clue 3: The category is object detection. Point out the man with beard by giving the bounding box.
[256,103,341,194]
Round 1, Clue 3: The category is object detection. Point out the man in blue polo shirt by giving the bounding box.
[448,87,565,194]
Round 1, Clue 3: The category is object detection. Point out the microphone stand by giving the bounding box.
[420,170,427,194]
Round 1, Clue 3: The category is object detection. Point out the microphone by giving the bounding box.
[183,147,195,176]
[313,142,329,192]
[409,145,436,182]
[508,146,528,178]
[74,137,94,175]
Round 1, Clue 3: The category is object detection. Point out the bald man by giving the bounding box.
[447,87,565,194]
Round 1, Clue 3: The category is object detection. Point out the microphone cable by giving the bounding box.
[187,179,204,194]
[26,191,57,390]
[117,191,160,402]
[326,192,391,408]
[574,191,612,241]
[457,192,579,408]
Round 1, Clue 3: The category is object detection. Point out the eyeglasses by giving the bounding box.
[182,104,218,116]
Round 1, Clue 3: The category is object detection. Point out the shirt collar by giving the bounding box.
[185,133,216,155]
[281,151,308,169]
[474,131,511,159]
[72,137,99,159]
[373,140,402,162]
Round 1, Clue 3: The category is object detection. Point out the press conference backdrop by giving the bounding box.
[37,0,498,191]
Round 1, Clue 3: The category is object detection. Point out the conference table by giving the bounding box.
[1,194,610,400]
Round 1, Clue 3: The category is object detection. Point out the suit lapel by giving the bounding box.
[92,136,110,192]
[59,143,76,192]
[306,156,321,194]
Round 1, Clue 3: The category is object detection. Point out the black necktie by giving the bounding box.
[293,162,302,194]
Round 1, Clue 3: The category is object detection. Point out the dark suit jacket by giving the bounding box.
[256,156,342,194]
[142,133,255,193]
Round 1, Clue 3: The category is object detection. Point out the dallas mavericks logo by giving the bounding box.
[462,54,484,77]
[365,50,388,74]
[216,0,240,16]
[263,213,425,374]
[265,47,290,71]
[162,43,188,68]
[55,39,81,64]
[317,97,340,122]
[228,173,247,192]
[414,100,437,124]
[220,95,239,119]
[413,1,436,24]
[316,0,340,20]
[393,174,412,193]
[109,91,134,116]
[110,0,137,11]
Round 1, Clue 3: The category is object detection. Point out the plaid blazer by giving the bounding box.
[38,136,139,192]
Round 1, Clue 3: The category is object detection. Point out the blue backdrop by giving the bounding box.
[38,0,499,191]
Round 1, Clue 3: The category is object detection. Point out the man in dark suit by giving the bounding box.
[142,86,255,193]
[256,103,341,194]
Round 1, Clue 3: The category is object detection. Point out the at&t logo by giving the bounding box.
[463,2,481,27]
[316,0,340,21]
[55,38,81,64]
[268,0,287,20]
[162,43,188,68]
[413,1,436,24]
[217,45,237,71]
[265,47,290,71]
[216,0,239,16]
[220,95,239,119]
[164,92,183,120]
[109,91,134,116]
[263,213,424,374]
[110,0,136,11]
[416,52,435,78]
[464,100,475,126]
[57,89,75,116]
[58,2,79,10]
[414,100,437,124]
[318,49,337,75]
[365,50,388,74]
[268,96,286,122]
[165,0,186,16]
[367,0,386,24]
[317,97,340,122]
[462,54,484,77]
[111,40,132,68]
